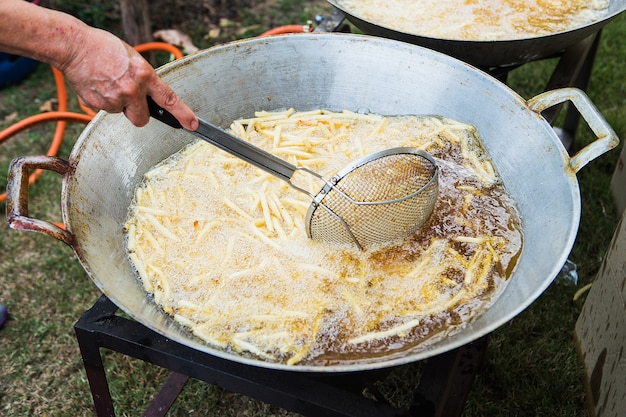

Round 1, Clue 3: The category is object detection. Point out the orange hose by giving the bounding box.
[0,66,76,202]
[0,112,91,202]
[259,25,308,37]
[134,42,184,59]
[0,112,93,141]
[51,67,68,153]
[77,100,98,118]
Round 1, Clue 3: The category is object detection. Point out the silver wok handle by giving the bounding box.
[527,88,620,174]
[5,155,74,246]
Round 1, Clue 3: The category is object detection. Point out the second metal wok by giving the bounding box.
[327,0,626,67]
[6,34,619,372]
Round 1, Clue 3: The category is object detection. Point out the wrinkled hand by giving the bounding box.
[61,27,198,130]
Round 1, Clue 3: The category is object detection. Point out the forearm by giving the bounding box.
[0,0,198,130]
[0,0,86,71]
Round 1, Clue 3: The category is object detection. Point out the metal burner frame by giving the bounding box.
[75,295,488,417]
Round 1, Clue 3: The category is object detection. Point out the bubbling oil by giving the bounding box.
[302,156,522,365]
[336,0,609,41]
[125,111,523,366]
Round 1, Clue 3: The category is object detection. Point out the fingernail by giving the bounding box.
[190,119,199,130]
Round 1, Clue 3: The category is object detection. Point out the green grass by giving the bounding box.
[1,3,625,417]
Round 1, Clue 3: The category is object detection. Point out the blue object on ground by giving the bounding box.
[0,52,39,89]
[0,304,7,329]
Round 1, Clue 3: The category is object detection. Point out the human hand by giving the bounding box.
[61,27,198,130]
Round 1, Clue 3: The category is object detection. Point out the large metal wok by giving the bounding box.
[6,34,619,372]
[327,0,626,67]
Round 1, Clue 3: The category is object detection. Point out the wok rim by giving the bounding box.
[66,33,584,373]
[327,0,626,67]
[328,0,625,44]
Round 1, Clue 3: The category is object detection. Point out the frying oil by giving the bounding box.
[337,0,609,41]
[125,111,523,366]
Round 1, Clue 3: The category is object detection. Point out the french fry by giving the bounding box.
[125,109,522,366]
[348,318,421,345]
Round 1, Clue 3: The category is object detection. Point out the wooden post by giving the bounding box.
[119,0,154,63]
[119,0,152,45]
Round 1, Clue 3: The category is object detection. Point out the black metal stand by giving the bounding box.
[75,295,488,417]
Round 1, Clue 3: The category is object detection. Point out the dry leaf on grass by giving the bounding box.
[2,111,18,124]
[207,27,221,38]
[39,99,56,112]
[153,29,200,54]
